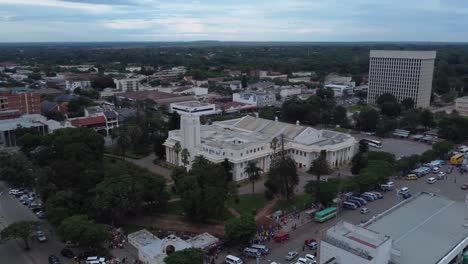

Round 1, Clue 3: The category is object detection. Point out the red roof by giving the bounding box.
[70,116,106,127]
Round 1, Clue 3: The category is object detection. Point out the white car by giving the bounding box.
[285,251,299,261]
[360,207,370,214]
[305,254,316,263]
[398,187,409,194]
[297,257,312,264]
[8,189,19,195]
[427,177,436,184]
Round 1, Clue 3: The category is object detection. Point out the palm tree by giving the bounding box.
[309,150,331,202]
[270,137,279,152]
[181,148,190,168]
[244,161,263,193]
[173,142,181,165]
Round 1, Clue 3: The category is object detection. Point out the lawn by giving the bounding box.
[164,200,184,215]
[227,194,268,215]
[346,104,370,113]
[274,194,314,214]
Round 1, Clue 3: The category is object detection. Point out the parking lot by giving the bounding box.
[217,161,468,264]
[353,134,432,158]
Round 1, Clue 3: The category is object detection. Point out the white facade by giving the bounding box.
[324,84,353,97]
[292,71,314,77]
[320,222,393,264]
[169,101,217,116]
[280,87,302,98]
[455,96,468,116]
[126,66,142,72]
[325,75,355,87]
[65,80,92,91]
[164,115,357,181]
[367,50,436,108]
[233,92,276,108]
[114,78,142,92]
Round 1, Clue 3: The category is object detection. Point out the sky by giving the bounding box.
[0,0,467,42]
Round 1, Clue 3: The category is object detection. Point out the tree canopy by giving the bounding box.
[164,248,204,264]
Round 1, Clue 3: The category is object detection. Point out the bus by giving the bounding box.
[450,153,464,165]
[314,207,337,223]
[362,138,382,148]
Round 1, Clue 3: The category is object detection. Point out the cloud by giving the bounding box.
[0,0,115,13]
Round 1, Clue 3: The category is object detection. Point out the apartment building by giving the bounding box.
[367,50,436,108]
[0,89,41,120]
[114,77,142,92]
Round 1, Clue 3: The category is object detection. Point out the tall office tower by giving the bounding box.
[367,50,436,108]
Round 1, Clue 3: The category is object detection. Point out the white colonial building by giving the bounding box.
[164,115,357,181]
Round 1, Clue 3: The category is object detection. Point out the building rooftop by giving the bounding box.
[186,232,219,249]
[0,114,47,131]
[70,116,106,127]
[117,90,180,101]
[366,192,468,264]
[172,101,212,108]
[370,50,437,59]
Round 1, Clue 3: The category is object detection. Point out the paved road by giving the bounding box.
[0,182,66,264]
[354,134,432,158]
[218,163,468,264]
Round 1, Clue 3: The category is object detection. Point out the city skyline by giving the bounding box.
[0,0,467,42]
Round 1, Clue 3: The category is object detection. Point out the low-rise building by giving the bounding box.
[320,192,468,264]
[324,84,354,97]
[164,115,357,181]
[279,87,302,99]
[232,91,276,108]
[259,70,288,81]
[170,101,217,116]
[0,89,41,120]
[0,114,71,147]
[65,79,92,91]
[114,77,142,92]
[455,96,468,116]
[128,229,218,264]
[218,80,242,91]
[126,66,142,73]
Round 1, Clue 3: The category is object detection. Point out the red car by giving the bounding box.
[461,183,468,190]
[305,239,318,249]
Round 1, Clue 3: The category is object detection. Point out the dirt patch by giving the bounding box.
[124,214,226,237]
[255,196,280,227]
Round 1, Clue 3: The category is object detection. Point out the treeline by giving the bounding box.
[0,128,169,248]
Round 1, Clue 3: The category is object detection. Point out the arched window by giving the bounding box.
[166,245,175,255]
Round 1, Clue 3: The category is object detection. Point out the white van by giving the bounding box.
[226,255,243,264]
[243,247,261,258]
[250,244,269,255]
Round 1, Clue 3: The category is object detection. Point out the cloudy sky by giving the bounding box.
[0,0,467,42]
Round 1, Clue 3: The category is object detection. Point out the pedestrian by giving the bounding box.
[123,257,126,263]
[302,245,305,252]
[454,177,457,183]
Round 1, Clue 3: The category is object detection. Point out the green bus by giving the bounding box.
[314,207,337,223]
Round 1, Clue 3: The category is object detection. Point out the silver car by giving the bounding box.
[285,251,299,261]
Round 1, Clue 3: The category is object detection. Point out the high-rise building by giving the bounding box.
[0,89,41,120]
[367,50,436,108]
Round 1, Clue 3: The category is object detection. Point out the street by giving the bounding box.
[218,162,468,264]
[0,182,66,264]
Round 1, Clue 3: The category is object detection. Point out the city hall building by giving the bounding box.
[164,114,357,181]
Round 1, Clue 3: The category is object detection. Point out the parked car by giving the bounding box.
[398,187,410,195]
[60,248,75,258]
[437,172,446,180]
[9,189,19,195]
[304,239,317,250]
[432,166,440,172]
[360,207,370,214]
[427,177,436,184]
[402,192,412,199]
[461,183,468,190]
[285,251,299,261]
[405,174,418,180]
[305,254,317,264]
[37,231,47,242]
[275,232,289,243]
[48,255,60,264]
[36,211,46,219]
[297,257,312,264]
[369,192,383,199]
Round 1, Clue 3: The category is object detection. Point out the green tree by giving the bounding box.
[420,109,435,128]
[333,106,348,127]
[241,75,248,88]
[396,155,420,174]
[380,102,402,117]
[0,152,35,188]
[376,93,397,105]
[92,75,115,90]
[176,156,228,221]
[0,221,39,250]
[351,152,368,175]
[224,214,257,245]
[305,180,339,205]
[308,150,331,201]
[401,98,415,110]
[59,215,107,248]
[355,108,379,132]
[368,151,396,165]
[265,154,299,200]
[181,148,190,168]
[164,248,204,264]
[420,150,438,163]
[174,142,182,166]
[244,161,262,193]
[94,175,144,224]
[432,141,454,158]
